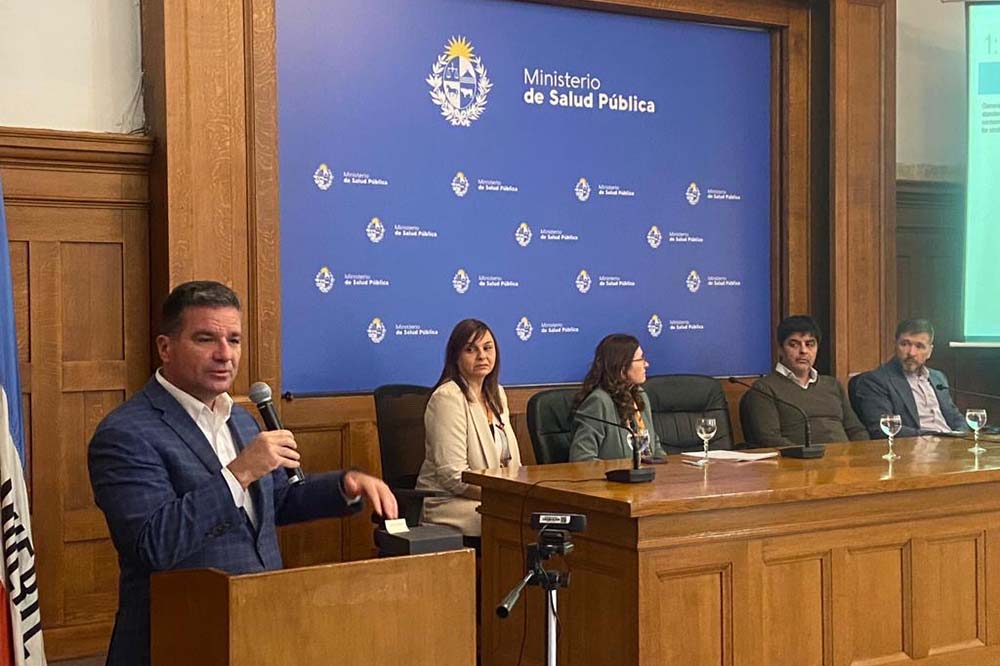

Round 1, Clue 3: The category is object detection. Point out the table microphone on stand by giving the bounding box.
[934,383,1000,402]
[728,377,825,459]
[573,412,656,483]
[935,383,1000,434]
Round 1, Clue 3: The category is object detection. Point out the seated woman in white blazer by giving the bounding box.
[415,318,521,546]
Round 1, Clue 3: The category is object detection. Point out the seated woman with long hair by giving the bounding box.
[415,319,521,545]
[569,333,665,461]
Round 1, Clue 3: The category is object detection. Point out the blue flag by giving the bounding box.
[0,177,24,463]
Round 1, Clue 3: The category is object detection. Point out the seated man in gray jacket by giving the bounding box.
[852,318,965,438]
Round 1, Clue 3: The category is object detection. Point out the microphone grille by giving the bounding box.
[248,382,272,404]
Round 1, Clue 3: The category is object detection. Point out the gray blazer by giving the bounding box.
[852,357,965,438]
[569,387,664,461]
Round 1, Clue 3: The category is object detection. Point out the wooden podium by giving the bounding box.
[150,549,476,665]
[467,438,1000,666]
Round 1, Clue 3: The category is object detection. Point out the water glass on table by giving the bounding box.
[879,414,901,461]
[966,408,988,454]
[693,417,717,467]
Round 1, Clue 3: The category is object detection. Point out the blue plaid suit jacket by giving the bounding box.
[88,377,359,666]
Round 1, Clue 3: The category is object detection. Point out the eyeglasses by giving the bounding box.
[630,357,649,365]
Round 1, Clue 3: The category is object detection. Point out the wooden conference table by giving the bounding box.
[466,436,1000,666]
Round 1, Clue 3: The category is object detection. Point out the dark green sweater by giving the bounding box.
[742,373,868,447]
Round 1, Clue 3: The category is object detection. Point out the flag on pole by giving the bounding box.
[0,177,46,665]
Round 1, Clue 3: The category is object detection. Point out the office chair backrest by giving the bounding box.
[373,384,433,489]
[526,388,577,464]
[643,374,734,453]
[847,373,865,420]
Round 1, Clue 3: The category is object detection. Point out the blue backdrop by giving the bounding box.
[277,0,773,394]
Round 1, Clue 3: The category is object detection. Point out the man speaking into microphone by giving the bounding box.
[88,281,396,666]
[741,315,868,447]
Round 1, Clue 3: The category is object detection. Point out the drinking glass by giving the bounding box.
[966,408,988,454]
[879,414,902,461]
[693,418,717,467]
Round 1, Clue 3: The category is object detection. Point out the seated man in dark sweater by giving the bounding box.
[742,315,868,447]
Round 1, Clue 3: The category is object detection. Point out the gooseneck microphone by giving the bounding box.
[249,382,305,485]
[935,383,1000,434]
[728,377,824,459]
[935,383,1000,402]
[573,411,656,483]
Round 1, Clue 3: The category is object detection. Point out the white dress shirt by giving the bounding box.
[776,362,819,389]
[904,366,952,433]
[155,370,258,528]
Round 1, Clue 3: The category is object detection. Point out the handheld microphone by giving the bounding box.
[249,382,305,485]
[728,377,824,459]
[572,411,656,483]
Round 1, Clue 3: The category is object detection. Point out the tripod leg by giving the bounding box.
[547,588,558,666]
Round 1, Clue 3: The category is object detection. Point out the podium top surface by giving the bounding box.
[463,436,1000,518]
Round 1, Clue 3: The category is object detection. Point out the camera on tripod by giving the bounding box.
[530,512,586,558]
[496,512,587,614]
[496,512,587,665]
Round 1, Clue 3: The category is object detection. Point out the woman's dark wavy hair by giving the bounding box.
[435,318,504,422]
[573,333,644,426]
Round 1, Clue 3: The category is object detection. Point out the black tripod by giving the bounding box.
[497,514,585,666]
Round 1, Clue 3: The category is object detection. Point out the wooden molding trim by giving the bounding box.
[829,0,896,377]
[896,179,963,211]
[0,126,152,168]
[1,125,152,661]
[544,0,797,26]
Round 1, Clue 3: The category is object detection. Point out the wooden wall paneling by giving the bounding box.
[783,4,819,319]
[762,551,831,665]
[807,6,834,371]
[953,349,1000,416]
[847,542,911,661]
[986,528,1000,648]
[124,209,151,394]
[247,0,282,394]
[882,0,898,362]
[276,424,347,568]
[894,180,1000,419]
[26,239,64,635]
[911,532,986,657]
[895,180,968,405]
[0,127,152,660]
[142,0,254,396]
[344,419,382,560]
[275,418,383,566]
[641,543,750,666]
[830,0,896,379]
[899,180,1000,411]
